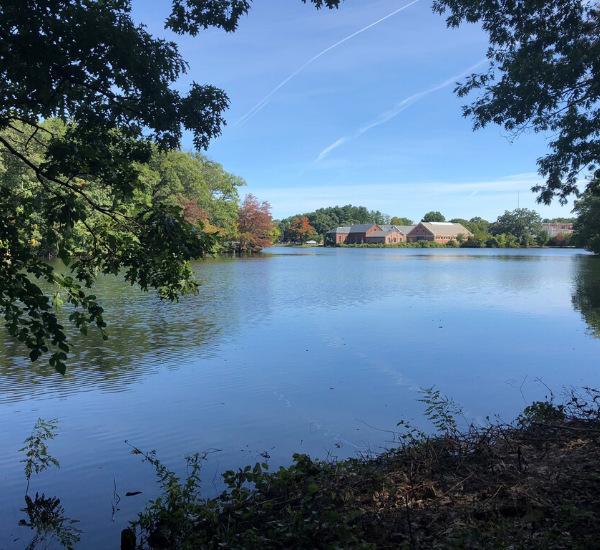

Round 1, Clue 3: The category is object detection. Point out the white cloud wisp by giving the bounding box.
[233,0,421,129]
[315,59,487,162]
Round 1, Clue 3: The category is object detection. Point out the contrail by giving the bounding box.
[315,59,487,162]
[237,100,271,127]
[232,0,420,128]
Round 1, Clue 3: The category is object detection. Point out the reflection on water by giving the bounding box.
[19,492,82,549]
[572,256,600,337]
[0,256,271,402]
[1,247,599,550]
[1,249,599,402]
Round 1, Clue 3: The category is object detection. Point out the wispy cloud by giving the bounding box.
[232,0,420,129]
[315,59,487,162]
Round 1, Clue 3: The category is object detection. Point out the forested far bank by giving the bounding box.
[275,203,599,251]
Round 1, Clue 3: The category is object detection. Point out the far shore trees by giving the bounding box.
[278,205,391,243]
[491,208,544,242]
[422,212,446,222]
[390,216,414,226]
[284,216,316,244]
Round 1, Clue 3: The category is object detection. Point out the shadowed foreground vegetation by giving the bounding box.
[124,388,600,549]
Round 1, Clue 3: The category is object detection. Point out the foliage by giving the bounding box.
[0,122,223,373]
[127,387,600,549]
[433,0,600,204]
[549,233,572,247]
[491,208,543,240]
[573,190,600,254]
[17,418,81,549]
[390,216,414,226]
[417,386,463,435]
[19,493,82,550]
[517,401,566,428]
[269,224,281,245]
[450,217,489,236]
[0,0,341,373]
[236,194,274,253]
[279,205,390,241]
[19,418,60,495]
[536,230,550,247]
[422,211,446,222]
[284,216,317,244]
[572,256,600,337]
[130,446,372,550]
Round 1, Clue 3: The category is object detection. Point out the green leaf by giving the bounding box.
[307,483,319,493]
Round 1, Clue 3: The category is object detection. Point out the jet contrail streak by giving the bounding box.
[236,100,271,127]
[315,59,487,162]
[233,0,420,128]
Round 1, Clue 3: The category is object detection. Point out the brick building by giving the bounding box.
[542,222,574,237]
[406,222,472,243]
[329,224,415,244]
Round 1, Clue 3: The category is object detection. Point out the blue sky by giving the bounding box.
[131,0,575,222]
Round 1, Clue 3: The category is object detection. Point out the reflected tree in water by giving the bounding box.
[19,493,81,550]
[17,419,81,549]
[572,258,600,337]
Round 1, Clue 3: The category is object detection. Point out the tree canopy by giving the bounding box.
[278,205,391,240]
[284,217,316,244]
[422,211,446,222]
[433,0,600,204]
[236,194,274,253]
[490,208,543,241]
[0,0,340,372]
[390,217,414,226]
[450,217,489,236]
[573,191,600,254]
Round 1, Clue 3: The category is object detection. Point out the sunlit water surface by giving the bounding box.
[1,247,599,548]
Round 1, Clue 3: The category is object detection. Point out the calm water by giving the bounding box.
[1,247,599,548]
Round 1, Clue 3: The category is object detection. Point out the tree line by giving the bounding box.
[276,206,597,250]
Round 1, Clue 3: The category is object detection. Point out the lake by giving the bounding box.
[1,247,599,549]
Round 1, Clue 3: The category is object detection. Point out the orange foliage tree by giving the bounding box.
[284,216,316,244]
[236,194,274,252]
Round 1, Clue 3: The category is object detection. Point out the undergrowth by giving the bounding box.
[126,386,600,549]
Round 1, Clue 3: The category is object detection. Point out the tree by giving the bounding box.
[0,0,339,372]
[450,217,489,236]
[278,205,392,238]
[573,191,600,254]
[269,225,281,245]
[572,257,600,337]
[536,231,550,247]
[390,217,414,226]
[236,194,274,253]
[422,211,446,222]
[284,217,316,244]
[491,208,543,241]
[550,233,569,247]
[433,0,600,204]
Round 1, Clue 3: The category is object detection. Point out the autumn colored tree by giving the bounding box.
[285,216,317,244]
[236,194,274,253]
